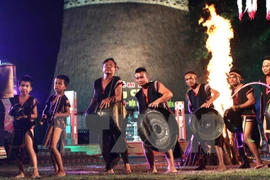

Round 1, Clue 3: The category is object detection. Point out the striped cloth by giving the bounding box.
[2,99,13,133]
[0,146,6,159]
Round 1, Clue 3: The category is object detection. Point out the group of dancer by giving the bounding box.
[6,55,270,178]
[184,55,270,171]
[85,58,181,174]
[8,74,70,178]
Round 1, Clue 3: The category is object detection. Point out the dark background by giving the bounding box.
[54,3,192,113]
[0,0,64,108]
[0,0,64,142]
[0,0,269,143]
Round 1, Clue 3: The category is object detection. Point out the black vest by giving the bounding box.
[10,95,36,130]
[186,83,213,112]
[260,76,270,112]
[135,81,164,114]
[232,86,256,116]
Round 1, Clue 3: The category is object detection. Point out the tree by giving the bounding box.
[186,0,270,85]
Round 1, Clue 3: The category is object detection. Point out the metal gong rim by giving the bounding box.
[190,107,224,141]
[265,100,270,130]
[9,104,24,117]
[138,109,178,152]
[223,108,242,133]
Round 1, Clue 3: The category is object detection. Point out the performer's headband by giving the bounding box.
[229,68,242,79]
[229,72,242,78]
[184,74,197,80]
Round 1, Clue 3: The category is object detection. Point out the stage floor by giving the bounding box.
[0,161,269,179]
[1,141,270,179]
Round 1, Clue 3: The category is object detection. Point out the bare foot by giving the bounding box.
[31,174,40,178]
[53,167,59,175]
[166,168,177,173]
[255,164,264,169]
[100,169,114,174]
[217,165,226,171]
[15,172,25,178]
[31,168,40,178]
[55,171,66,177]
[124,163,132,174]
[106,169,114,174]
[149,167,157,173]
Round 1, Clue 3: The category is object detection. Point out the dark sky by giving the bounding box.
[0,0,64,142]
[0,0,64,110]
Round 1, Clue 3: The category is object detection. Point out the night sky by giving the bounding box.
[0,0,64,112]
[0,0,64,142]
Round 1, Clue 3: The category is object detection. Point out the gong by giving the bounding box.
[137,108,178,152]
[190,107,224,141]
[223,108,242,133]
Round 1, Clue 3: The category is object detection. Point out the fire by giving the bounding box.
[199,4,234,115]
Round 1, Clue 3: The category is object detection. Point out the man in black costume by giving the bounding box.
[228,68,263,169]
[86,58,131,174]
[260,56,270,167]
[184,71,226,170]
[134,67,179,173]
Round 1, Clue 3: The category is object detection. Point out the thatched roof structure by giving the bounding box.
[55,3,199,112]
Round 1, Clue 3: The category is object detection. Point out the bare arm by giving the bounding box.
[55,105,71,118]
[85,89,98,114]
[201,88,220,108]
[114,80,123,102]
[30,99,38,120]
[260,92,264,123]
[187,100,193,114]
[231,91,255,111]
[99,80,123,109]
[148,82,173,108]
[17,98,38,121]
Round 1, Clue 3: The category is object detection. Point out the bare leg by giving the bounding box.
[50,127,66,177]
[120,137,131,173]
[51,153,59,175]
[121,149,131,173]
[58,130,66,155]
[123,163,131,173]
[215,146,226,171]
[15,150,25,178]
[165,149,177,173]
[24,129,40,178]
[194,144,206,170]
[143,144,157,173]
[243,121,263,168]
[15,158,25,178]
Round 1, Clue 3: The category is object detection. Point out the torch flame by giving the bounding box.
[199,4,234,116]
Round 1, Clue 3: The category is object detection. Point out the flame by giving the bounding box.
[199,4,234,116]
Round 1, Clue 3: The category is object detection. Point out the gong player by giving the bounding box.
[260,56,270,165]
[228,68,263,169]
[86,58,131,174]
[134,67,179,173]
[184,71,226,171]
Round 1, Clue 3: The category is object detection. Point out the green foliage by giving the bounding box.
[186,0,270,83]
[260,28,270,42]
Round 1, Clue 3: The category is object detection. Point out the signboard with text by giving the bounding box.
[122,81,175,109]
